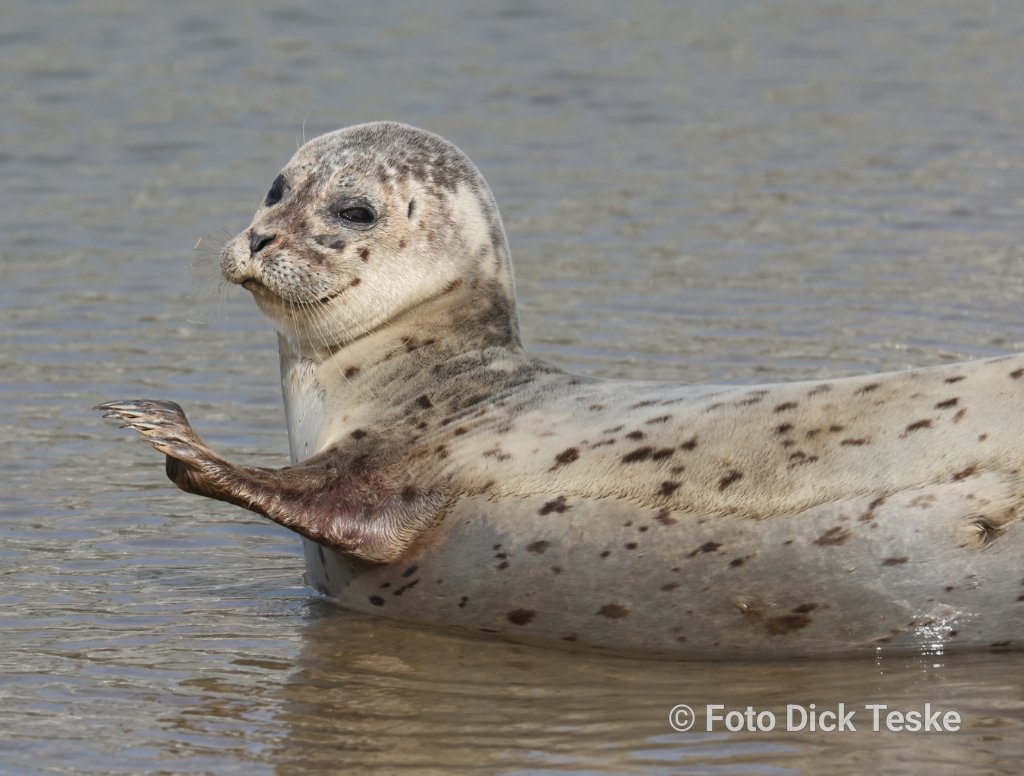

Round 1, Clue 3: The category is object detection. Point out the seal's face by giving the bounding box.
[221,122,515,354]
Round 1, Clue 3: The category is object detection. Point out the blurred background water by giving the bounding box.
[3,0,1024,773]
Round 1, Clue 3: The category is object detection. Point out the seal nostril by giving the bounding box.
[249,231,276,255]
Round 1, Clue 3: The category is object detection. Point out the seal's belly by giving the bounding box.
[304,477,1024,657]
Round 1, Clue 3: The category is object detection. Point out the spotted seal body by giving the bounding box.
[99,122,1024,656]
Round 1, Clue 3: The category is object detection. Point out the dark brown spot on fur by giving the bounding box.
[646,415,672,425]
[369,595,385,606]
[788,452,819,467]
[953,465,977,481]
[624,542,638,550]
[599,550,611,558]
[344,366,360,379]
[622,446,654,463]
[539,496,570,515]
[350,429,368,439]
[400,485,418,502]
[507,608,536,625]
[597,603,629,619]
[944,375,965,384]
[655,510,677,526]
[651,447,675,460]
[659,481,680,497]
[776,423,793,435]
[792,602,818,614]
[393,578,419,596]
[856,383,880,395]
[416,394,432,409]
[526,540,550,554]
[688,541,722,557]
[841,438,869,446]
[808,384,832,396]
[1011,369,1024,379]
[814,526,851,546]
[552,448,579,468]
[904,419,933,433]
[935,397,959,409]
[625,430,645,441]
[680,436,698,451]
[718,470,743,490]
[774,402,798,413]
[882,557,909,566]
[358,247,370,261]
[660,582,680,591]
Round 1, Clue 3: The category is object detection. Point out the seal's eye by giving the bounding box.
[264,174,287,207]
[337,206,376,226]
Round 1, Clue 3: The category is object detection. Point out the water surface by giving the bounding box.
[3,1,1024,772]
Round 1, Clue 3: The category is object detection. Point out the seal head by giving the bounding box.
[221,121,519,356]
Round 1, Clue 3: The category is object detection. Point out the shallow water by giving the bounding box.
[4,0,1024,772]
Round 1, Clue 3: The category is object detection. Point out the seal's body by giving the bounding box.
[99,123,1024,656]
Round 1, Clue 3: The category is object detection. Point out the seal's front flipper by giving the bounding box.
[96,400,216,468]
[96,399,246,507]
[96,399,445,563]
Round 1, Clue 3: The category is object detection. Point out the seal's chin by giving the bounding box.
[241,278,267,294]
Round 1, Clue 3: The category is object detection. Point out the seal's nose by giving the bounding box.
[249,231,276,256]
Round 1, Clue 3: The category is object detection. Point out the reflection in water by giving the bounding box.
[243,603,1023,773]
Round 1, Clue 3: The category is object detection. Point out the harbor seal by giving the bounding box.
[99,122,1024,656]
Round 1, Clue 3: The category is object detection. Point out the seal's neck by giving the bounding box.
[281,278,522,413]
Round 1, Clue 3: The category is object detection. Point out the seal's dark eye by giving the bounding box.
[264,174,287,207]
[337,206,376,225]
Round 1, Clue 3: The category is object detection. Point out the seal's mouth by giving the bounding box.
[241,277,339,306]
